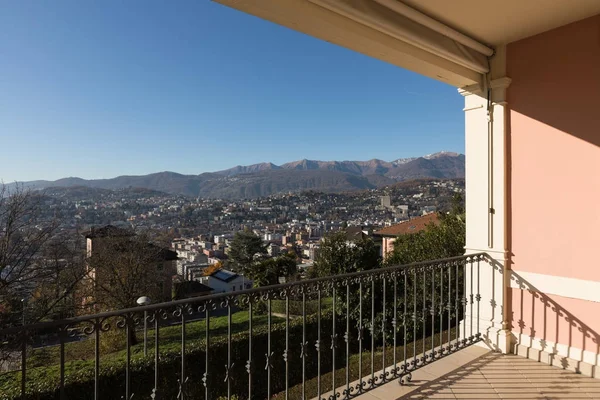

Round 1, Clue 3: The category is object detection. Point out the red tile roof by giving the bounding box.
[374,213,439,237]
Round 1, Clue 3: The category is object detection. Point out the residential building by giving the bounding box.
[374,213,439,259]
[282,235,293,245]
[85,225,134,258]
[380,195,391,208]
[180,263,210,281]
[395,204,409,221]
[85,225,177,303]
[198,269,252,293]
[308,243,320,261]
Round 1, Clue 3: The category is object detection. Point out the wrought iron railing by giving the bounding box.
[0,253,492,400]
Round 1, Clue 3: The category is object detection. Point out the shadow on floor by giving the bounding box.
[394,350,600,400]
[397,352,503,399]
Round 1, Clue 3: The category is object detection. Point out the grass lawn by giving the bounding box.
[27,310,284,368]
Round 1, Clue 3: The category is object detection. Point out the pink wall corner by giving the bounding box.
[507,14,600,281]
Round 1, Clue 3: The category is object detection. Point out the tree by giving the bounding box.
[85,234,175,312]
[1,184,55,299]
[202,262,222,277]
[152,228,178,250]
[29,233,86,321]
[307,232,380,279]
[285,243,302,260]
[0,184,84,327]
[386,195,465,265]
[307,233,384,340]
[307,204,466,344]
[227,230,267,274]
[376,202,466,342]
[248,252,298,287]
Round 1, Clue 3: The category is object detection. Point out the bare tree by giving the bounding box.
[0,184,58,326]
[0,184,88,371]
[0,184,87,327]
[85,233,176,312]
[30,232,86,321]
[83,233,176,345]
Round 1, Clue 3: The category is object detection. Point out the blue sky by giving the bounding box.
[0,1,464,182]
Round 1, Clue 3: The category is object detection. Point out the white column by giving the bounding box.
[459,47,512,353]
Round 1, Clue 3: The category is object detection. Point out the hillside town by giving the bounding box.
[81,179,462,295]
[0,177,463,337]
[41,178,462,237]
[11,178,463,304]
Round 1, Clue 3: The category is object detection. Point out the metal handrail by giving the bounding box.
[0,253,487,335]
[0,252,493,400]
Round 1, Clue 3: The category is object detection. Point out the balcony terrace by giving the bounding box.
[1,253,598,399]
[2,0,600,398]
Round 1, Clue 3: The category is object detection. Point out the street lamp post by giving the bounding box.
[21,298,25,326]
[136,296,152,356]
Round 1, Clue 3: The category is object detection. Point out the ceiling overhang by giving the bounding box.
[309,0,491,74]
[213,0,600,88]
[214,0,484,87]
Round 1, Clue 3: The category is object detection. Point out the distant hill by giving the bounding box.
[9,151,464,199]
[41,185,170,199]
[216,162,282,177]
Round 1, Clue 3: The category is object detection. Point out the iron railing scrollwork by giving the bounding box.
[0,253,492,400]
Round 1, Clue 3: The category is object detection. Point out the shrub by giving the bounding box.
[270,297,333,316]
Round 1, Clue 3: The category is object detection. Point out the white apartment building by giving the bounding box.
[198,269,252,293]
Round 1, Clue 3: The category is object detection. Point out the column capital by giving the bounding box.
[490,76,512,90]
[458,83,482,97]
[458,76,512,97]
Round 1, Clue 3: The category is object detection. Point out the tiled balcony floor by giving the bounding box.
[354,346,600,400]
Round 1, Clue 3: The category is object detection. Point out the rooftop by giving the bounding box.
[85,224,134,239]
[93,239,178,261]
[374,213,439,237]
[345,226,372,241]
[209,269,239,283]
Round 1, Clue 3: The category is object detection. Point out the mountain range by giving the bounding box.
[13,151,464,199]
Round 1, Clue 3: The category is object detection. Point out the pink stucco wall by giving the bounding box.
[508,14,600,281]
[507,15,600,351]
[511,288,600,353]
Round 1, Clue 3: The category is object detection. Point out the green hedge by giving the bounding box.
[270,297,333,316]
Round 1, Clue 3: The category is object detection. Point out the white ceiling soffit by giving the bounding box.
[401,0,600,46]
[309,0,491,74]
